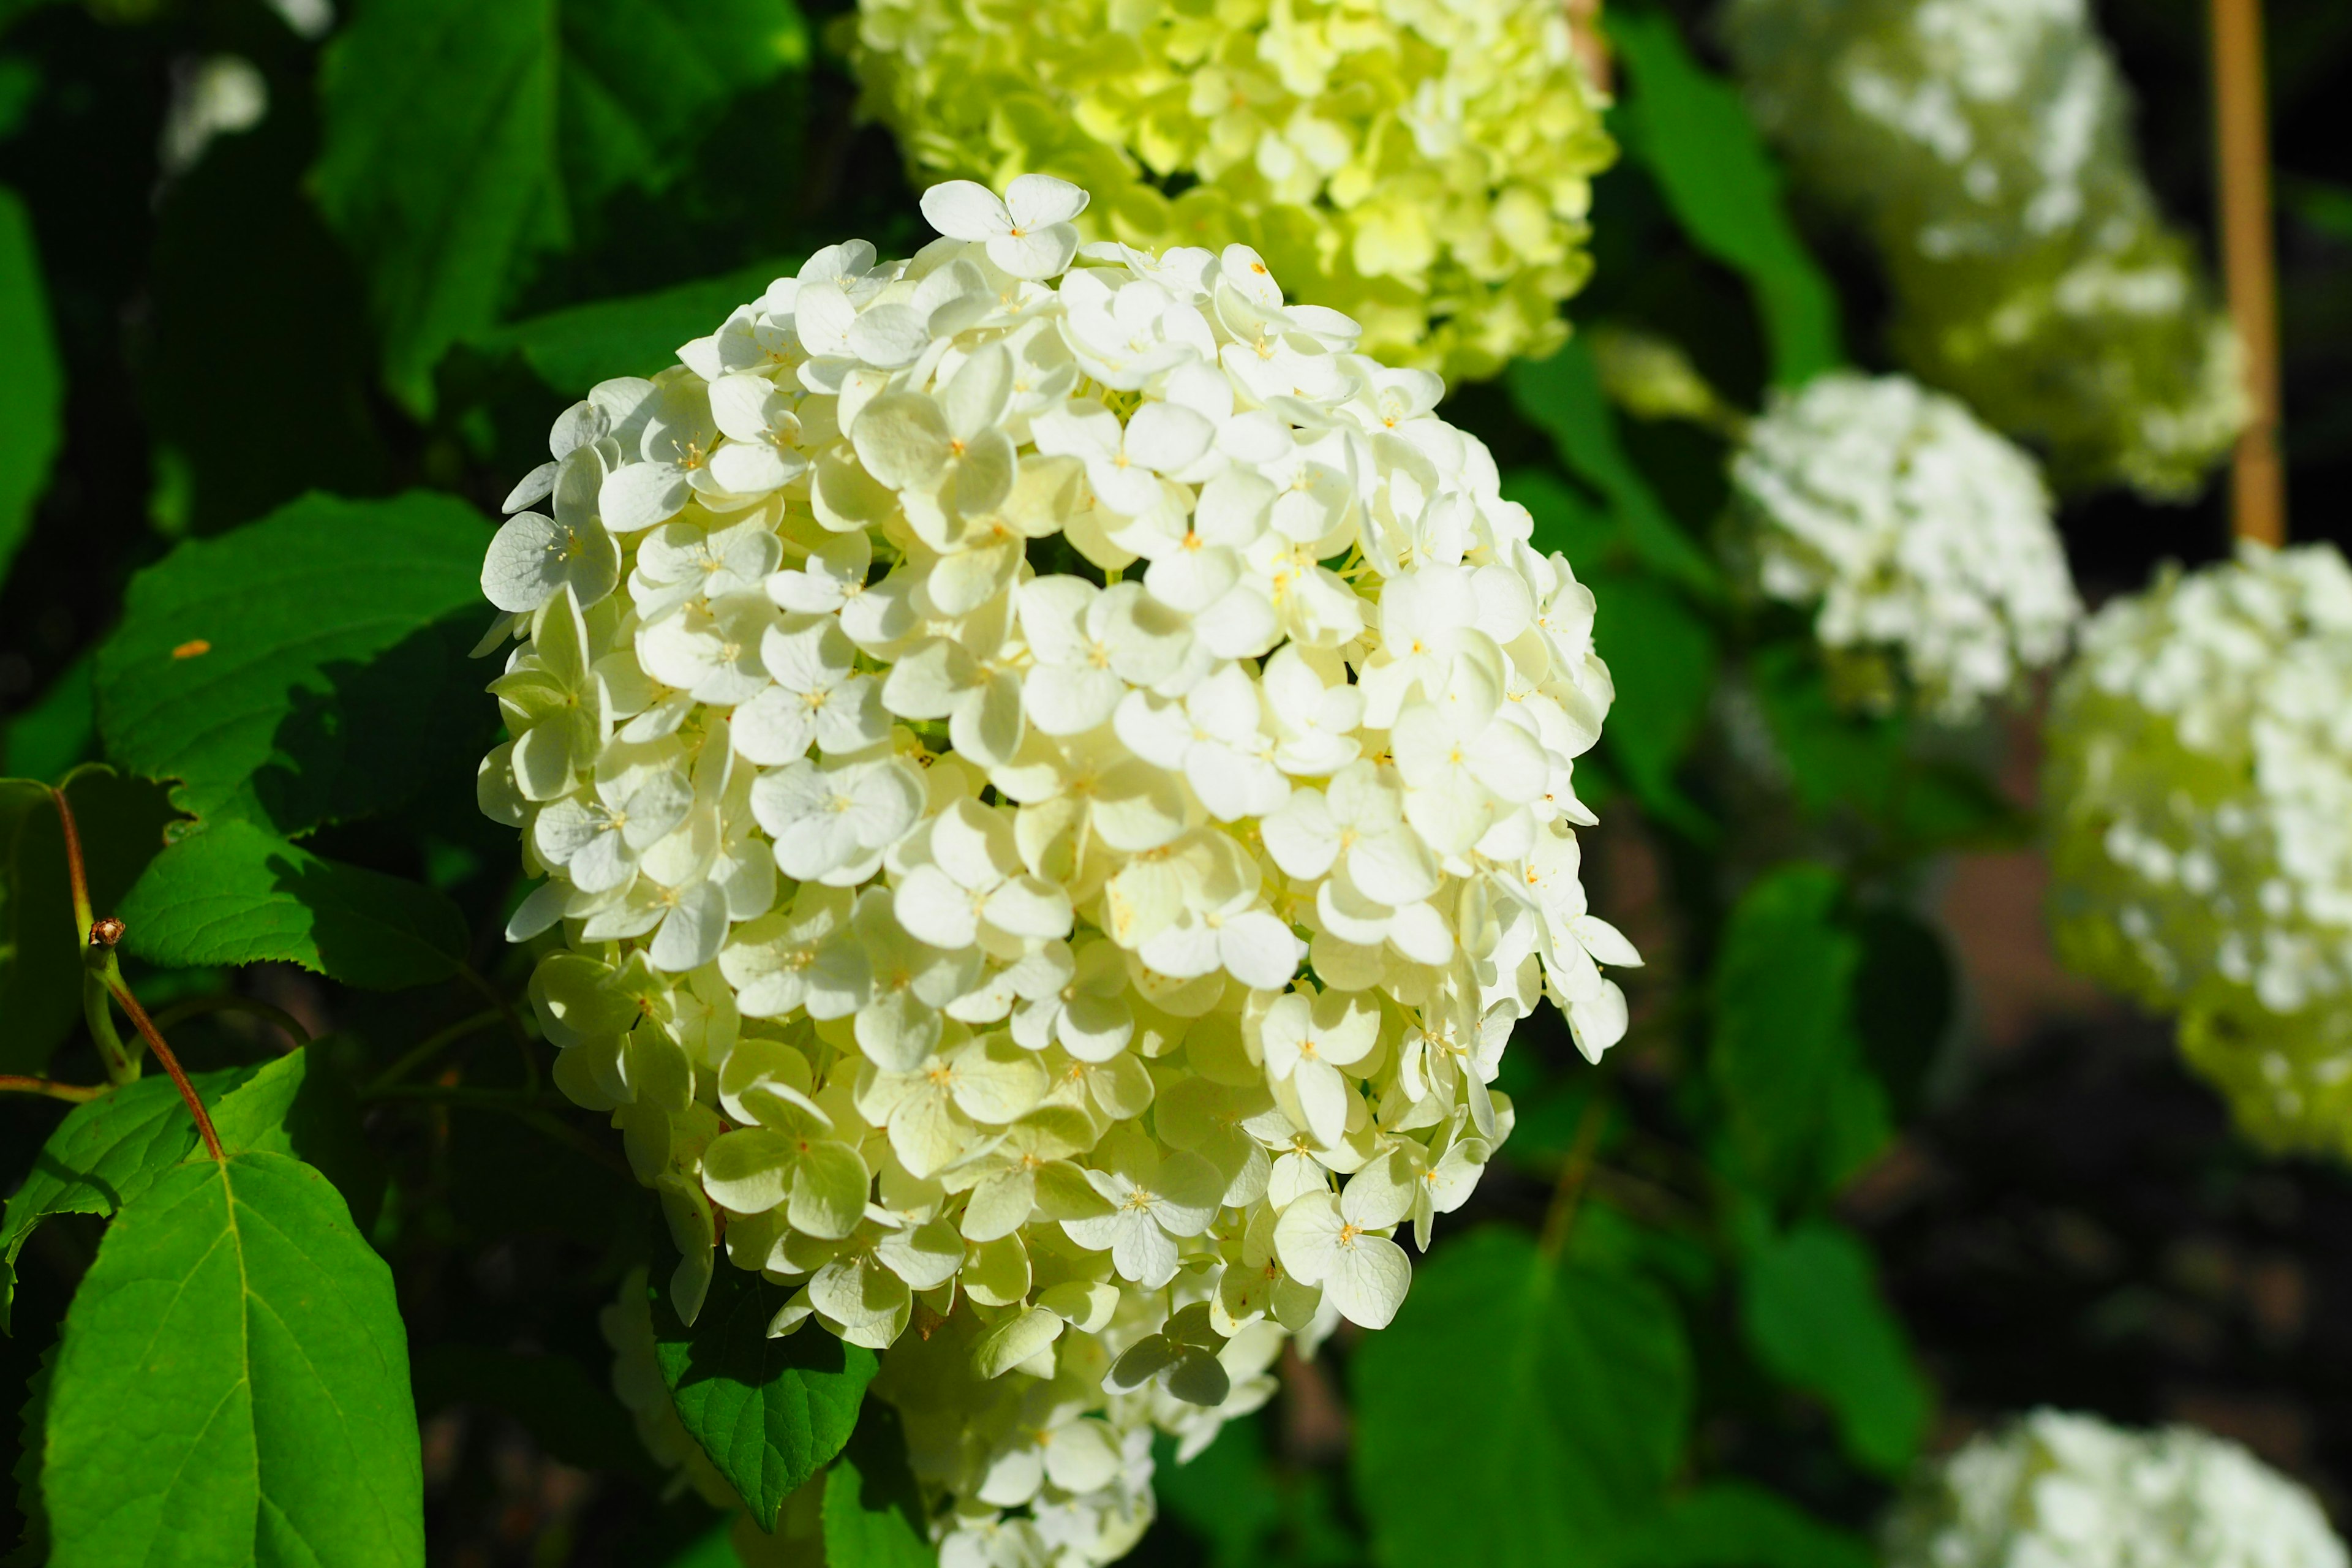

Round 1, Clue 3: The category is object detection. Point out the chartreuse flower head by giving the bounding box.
[847,0,1614,384]
[1724,0,2245,499]
[1732,371,2080,722]
[1885,1410,2347,1568]
[2046,543,2352,1156]
[478,173,1634,1562]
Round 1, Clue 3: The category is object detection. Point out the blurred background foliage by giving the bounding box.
[5,0,2352,1562]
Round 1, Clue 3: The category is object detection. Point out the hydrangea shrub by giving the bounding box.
[478,175,1635,1561]
[848,0,1616,383]
[1731,371,2081,722]
[2046,543,2352,1155]
[1885,1409,2348,1568]
[1723,0,2245,498]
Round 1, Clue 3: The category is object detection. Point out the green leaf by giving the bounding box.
[824,1398,937,1568]
[1352,1226,1692,1568]
[312,0,567,413]
[1507,341,1722,598]
[0,1067,262,1331]
[39,1152,423,1567]
[1608,10,1841,386]
[119,819,468,990]
[0,765,178,1076]
[0,184,61,587]
[1708,864,1873,1199]
[1588,570,1717,835]
[1603,1482,1875,1568]
[211,1046,390,1232]
[95,489,493,838]
[412,1344,650,1477]
[1851,905,1954,1119]
[1740,1219,1931,1476]
[652,1259,876,1531]
[476,255,798,391]
[1749,641,1902,816]
[313,0,808,411]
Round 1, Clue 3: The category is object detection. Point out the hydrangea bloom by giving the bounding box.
[479,174,1634,1562]
[1723,0,2245,499]
[2046,543,2352,1156]
[1884,1409,2348,1568]
[846,0,1614,383]
[1730,371,2080,722]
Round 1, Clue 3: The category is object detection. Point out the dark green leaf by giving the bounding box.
[1352,1226,1692,1568]
[0,766,178,1075]
[314,0,808,410]
[1852,905,1954,1118]
[1609,10,1841,386]
[1153,1421,1284,1568]
[212,1046,389,1232]
[1740,1219,1931,1476]
[477,255,798,391]
[1603,1482,1875,1568]
[652,1259,876,1531]
[1507,339,1723,599]
[1749,643,1903,817]
[40,1152,423,1567]
[558,0,808,213]
[95,489,493,837]
[6,1340,54,1567]
[412,1344,650,1478]
[312,0,567,412]
[824,1398,937,1568]
[1589,570,1717,835]
[1709,864,1869,1199]
[0,654,93,783]
[119,819,468,990]
[0,184,61,587]
[1510,467,1621,571]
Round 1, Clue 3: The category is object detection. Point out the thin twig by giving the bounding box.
[1539,1090,1611,1258]
[365,1009,503,1096]
[0,1075,104,1104]
[52,788,139,1087]
[151,994,313,1053]
[108,979,222,1161]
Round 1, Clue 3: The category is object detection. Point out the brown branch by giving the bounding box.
[1539,1090,1611,1258]
[2212,0,2285,545]
[48,786,94,941]
[108,980,222,1161]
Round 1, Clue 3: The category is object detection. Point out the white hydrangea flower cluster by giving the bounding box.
[1722,0,2245,499]
[478,174,1633,1562]
[1730,372,2081,722]
[1885,1409,2348,1568]
[2045,543,2352,1157]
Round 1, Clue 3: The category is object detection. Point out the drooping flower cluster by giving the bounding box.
[1884,1409,2348,1568]
[1730,371,2081,722]
[847,0,1615,383]
[1722,0,2245,499]
[478,175,1633,1563]
[2045,543,2352,1157]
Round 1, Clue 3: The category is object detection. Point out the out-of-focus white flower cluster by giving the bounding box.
[1722,0,2245,499]
[2046,543,2352,1157]
[847,0,1615,383]
[1885,1409,2349,1568]
[479,174,1634,1564]
[1730,371,2080,722]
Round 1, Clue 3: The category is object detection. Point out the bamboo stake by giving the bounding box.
[2211,0,2285,545]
